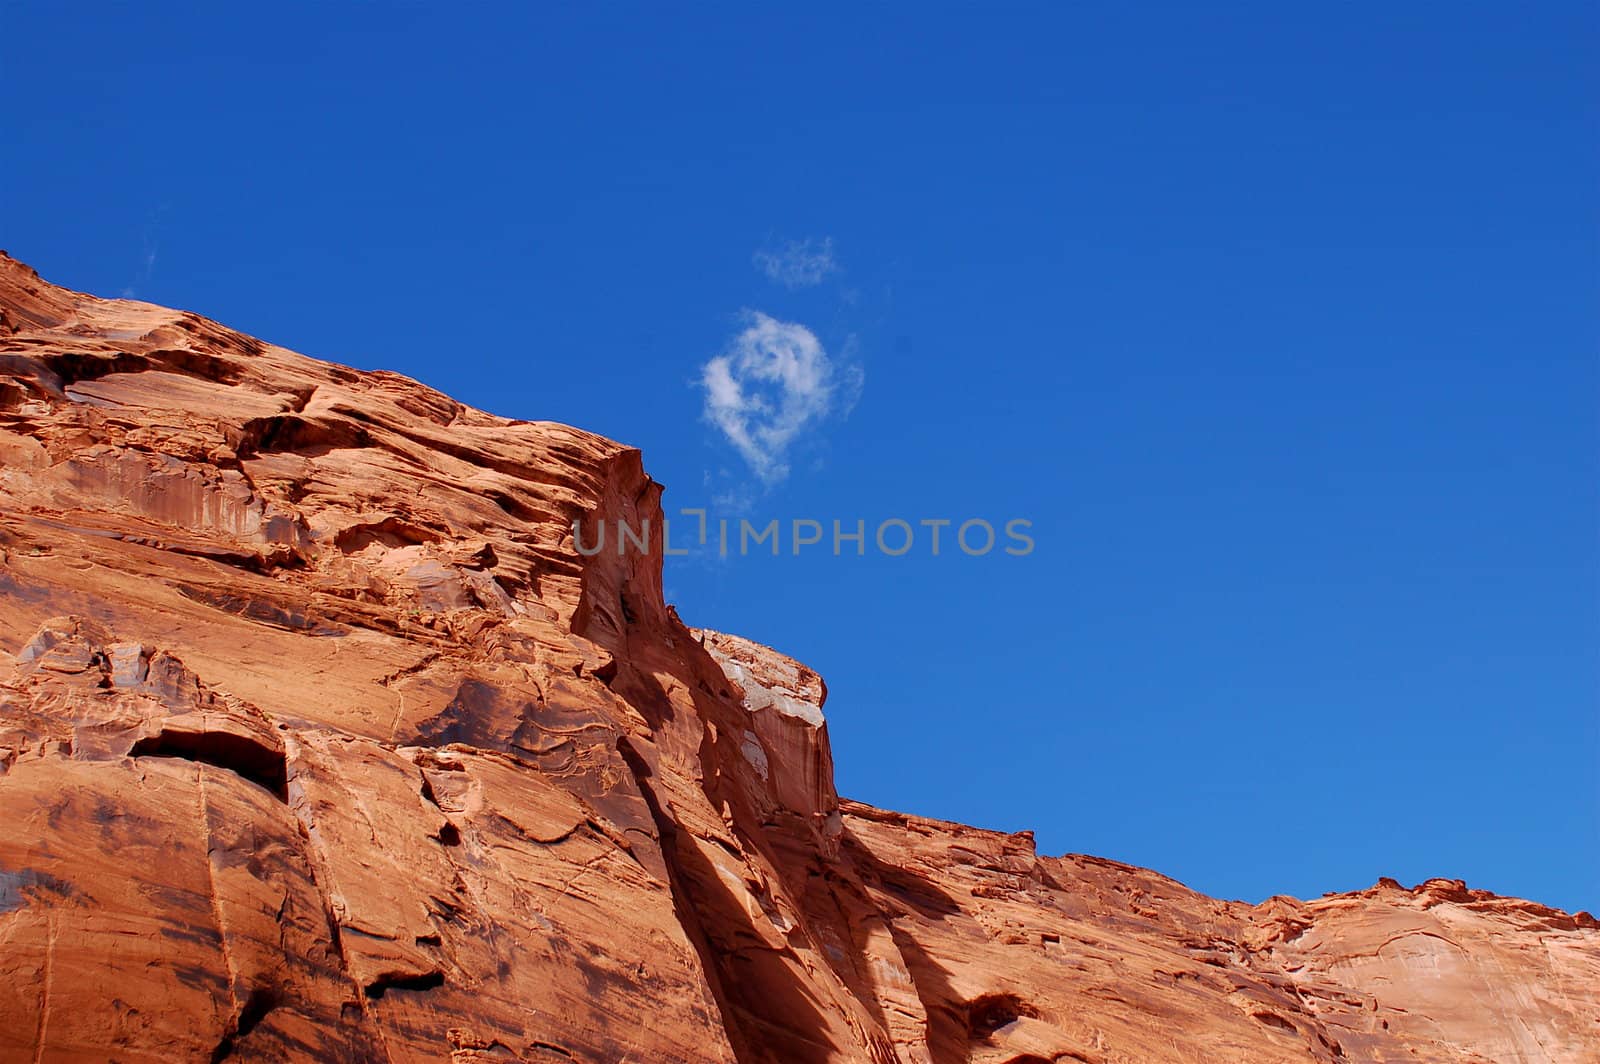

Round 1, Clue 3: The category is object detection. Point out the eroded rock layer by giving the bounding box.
[0,253,1594,1063]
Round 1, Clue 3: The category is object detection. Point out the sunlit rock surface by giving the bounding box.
[1,253,1595,1063]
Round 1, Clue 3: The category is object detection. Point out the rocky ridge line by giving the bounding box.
[0,252,1595,1064]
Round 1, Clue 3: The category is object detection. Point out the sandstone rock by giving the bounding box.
[0,251,1594,1062]
[697,628,840,842]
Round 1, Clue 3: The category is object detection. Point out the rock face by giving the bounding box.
[0,252,1594,1064]
[696,629,840,845]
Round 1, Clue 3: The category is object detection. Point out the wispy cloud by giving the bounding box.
[700,311,860,482]
[121,211,164,298]
[753,237,837,289]
[122,248,156,298]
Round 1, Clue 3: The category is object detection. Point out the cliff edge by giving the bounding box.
[0,253,1594,1063]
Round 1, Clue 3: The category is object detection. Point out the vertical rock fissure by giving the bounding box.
[615,736,759,1064]
[31,913,54,1064]
[279,739,398,1064]
[195,763,247,1057]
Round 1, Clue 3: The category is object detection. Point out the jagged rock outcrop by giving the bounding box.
[0,252,1595,1063]
[696,629,841,849]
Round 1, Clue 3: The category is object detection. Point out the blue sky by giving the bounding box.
[6,2,1596,912]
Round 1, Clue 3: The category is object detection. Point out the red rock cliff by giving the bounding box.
[0,253,1594,1063]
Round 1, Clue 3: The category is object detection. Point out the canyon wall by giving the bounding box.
[0,253,1594,1063]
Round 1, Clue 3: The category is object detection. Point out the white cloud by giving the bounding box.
[753,237,837,289]
[700,311,855,482]
[121,232,159,299]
